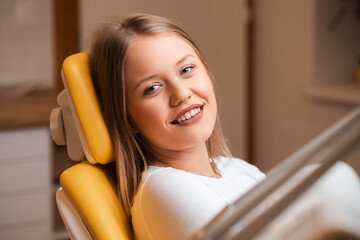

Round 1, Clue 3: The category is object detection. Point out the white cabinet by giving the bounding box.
[0,127,52,240]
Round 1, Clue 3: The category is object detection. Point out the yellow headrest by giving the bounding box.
[62,53,114,164]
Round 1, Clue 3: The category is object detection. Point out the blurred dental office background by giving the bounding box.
[0,0,359,239]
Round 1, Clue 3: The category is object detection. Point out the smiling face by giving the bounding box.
[124,34,217,153]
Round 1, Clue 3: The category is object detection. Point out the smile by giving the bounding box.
[171,105,204,125]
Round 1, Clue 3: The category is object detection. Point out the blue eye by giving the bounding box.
[143,83,161,95]
[180,65,194,75]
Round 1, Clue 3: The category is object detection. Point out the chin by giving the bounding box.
[175,131,212,150]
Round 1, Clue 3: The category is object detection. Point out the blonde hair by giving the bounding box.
[89,13,231,220]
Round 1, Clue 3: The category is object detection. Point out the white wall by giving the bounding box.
[253,0,359,173]
[80,0,250,159]
[0,0,54,95]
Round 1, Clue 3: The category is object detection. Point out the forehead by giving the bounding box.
[124,33,198,75]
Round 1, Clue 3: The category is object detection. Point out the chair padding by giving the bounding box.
[60,162,133,240]
[62,52,114,164]
[56,188,93,240]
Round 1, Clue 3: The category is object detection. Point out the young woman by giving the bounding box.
[89,13,265,240]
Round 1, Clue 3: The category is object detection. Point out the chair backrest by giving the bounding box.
[61,52,114,164]
[50,53,133,240]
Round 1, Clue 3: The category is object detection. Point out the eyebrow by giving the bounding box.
[134,74,157,91]
[176,54,194,65]
[134,54,195,90]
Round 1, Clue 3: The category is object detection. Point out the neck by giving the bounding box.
[152,142,217,177]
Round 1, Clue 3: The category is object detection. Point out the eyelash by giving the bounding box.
[143,83,161,95]
[180,65,195,75]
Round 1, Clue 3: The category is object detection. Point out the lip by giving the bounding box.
[176,106,204,126]
[171,104,203,123]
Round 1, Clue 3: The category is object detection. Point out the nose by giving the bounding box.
[169,81,192,107]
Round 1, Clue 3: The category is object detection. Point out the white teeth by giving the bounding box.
[175,106,202,123]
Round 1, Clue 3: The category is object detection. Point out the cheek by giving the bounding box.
[193,75,217,128]
[127,99,166,134]
[207,82,216,105]
[196,73,217,109]
[203,79,217,126]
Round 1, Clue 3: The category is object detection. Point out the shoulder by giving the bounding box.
[138,167,222,204]
[217,156,263,172]
[217,156,266,181]
[132,167,227,239]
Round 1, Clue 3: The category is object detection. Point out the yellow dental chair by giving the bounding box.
[50,53,133,240]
